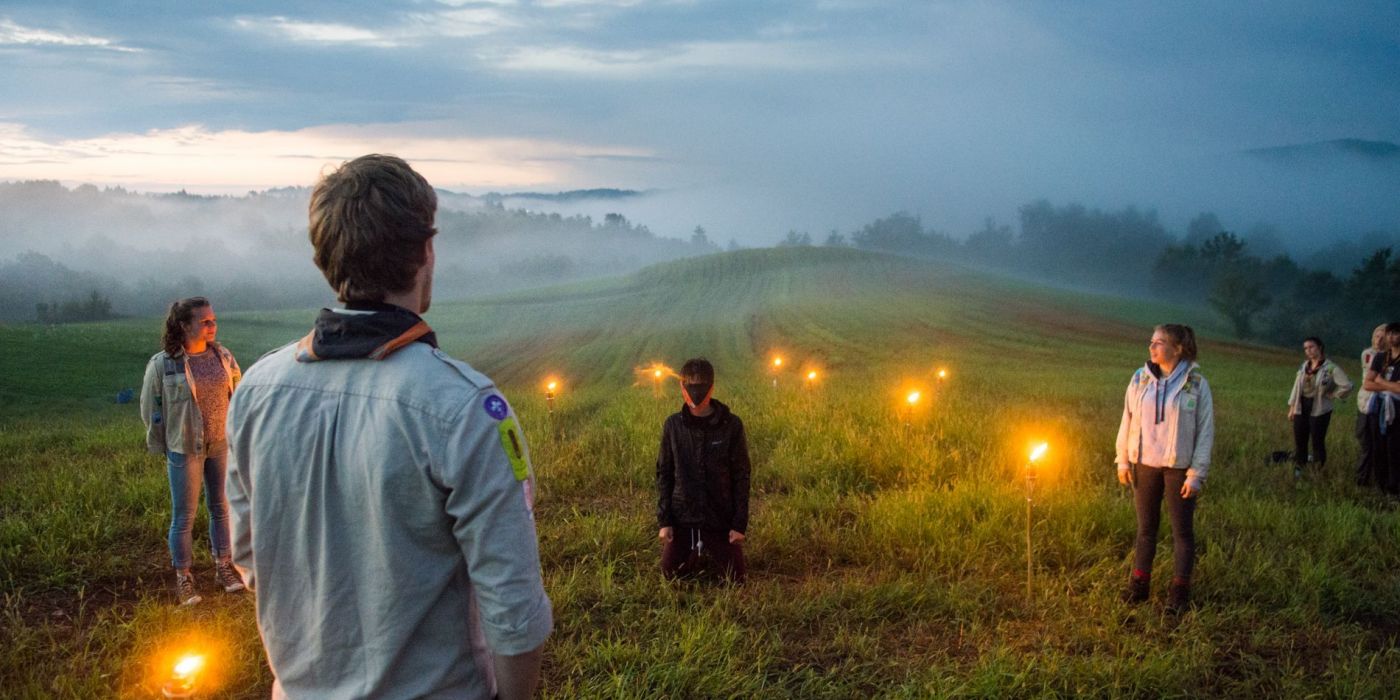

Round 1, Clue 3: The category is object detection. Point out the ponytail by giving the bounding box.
[161,297,209,357]
[1156,323,1198,363]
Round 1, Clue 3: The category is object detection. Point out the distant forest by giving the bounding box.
[785,203,1400,348]
[0,181,716,323]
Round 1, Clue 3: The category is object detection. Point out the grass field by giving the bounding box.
[3,246,1398,698]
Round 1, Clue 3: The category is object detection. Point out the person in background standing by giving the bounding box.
[1286,336,1352,478]
[140,296,244,605]
[1355,325,1387,487]
[1363,322,1400,495]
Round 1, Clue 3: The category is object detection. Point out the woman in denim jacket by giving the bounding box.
[140,297,243,605]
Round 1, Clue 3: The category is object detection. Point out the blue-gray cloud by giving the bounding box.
[1,0,1397,249]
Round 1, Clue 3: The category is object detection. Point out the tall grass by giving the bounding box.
[3,247,1397,697]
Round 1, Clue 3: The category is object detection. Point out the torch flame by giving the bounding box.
[654,369,662,378]
[547,381,558,391]
[906,390,921,405]
[1028,442,1049,464]
[937,369,948,379]
[173,654,204,679]
[773,357,783,368]
[807,371,817,381]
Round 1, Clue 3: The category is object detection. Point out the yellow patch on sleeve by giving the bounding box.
[497,417,529,481]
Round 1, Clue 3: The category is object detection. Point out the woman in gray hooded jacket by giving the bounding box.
[1115,324,1214,613]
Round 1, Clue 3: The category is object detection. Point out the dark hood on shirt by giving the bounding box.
[296,302,438,362]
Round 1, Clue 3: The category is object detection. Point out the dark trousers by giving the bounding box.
[1291,399,1332,466]
[1131,464,1197,581]
[661,527,745,583]
[1356,412,1374,485]
[1367,410,1400,494]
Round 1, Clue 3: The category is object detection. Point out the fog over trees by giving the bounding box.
[816,203,1400,347]
[0,181,717,322]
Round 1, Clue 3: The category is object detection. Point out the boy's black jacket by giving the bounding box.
[656,399,751,533]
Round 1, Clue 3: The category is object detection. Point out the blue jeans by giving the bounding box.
[167,450,231,569]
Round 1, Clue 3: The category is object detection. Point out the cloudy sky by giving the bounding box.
[1,1,1397,243]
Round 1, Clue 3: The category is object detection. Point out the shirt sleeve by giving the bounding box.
[436,391,553,656]
[1186,378,1214,484]
[1114,373,1135,468]
[227,349,243,394]
[729,419,751,534]
[656,418,675,528]
[140,356,166,455]
[1328,364,1353,400]
[226,412,256,591]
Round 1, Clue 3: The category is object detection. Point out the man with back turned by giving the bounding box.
[227,154,552,699]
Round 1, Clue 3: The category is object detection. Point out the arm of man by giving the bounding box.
[493,649,543,700]
[225,416,256,590]
[729,418,751,538]
[439,392,552,698]
[656,419,675,539]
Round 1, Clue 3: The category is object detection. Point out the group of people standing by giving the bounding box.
[1278,322,1400,493]
[131,152,1398,698]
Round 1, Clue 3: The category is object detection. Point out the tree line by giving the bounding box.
[779,203,1399,347]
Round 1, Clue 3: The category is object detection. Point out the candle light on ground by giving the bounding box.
[162,654,204,698]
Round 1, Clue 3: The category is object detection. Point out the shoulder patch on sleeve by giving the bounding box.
[483,394,510,421]
[498,416,529,481]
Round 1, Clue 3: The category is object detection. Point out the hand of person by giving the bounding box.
[1180,480,1200,499]
[728,530,745,544]
[659,526,673,543]
[1116,465,1131,486]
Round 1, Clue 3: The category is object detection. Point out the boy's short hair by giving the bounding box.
[308,154,437,303]
[680,358,714,382]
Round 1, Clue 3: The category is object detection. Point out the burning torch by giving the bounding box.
[902,389,922,427]
[1025,441,1049,603]
[162,654,204,699]
[544,378,558,417]
[771,356,784,389]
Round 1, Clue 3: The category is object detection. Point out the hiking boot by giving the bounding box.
[215,558,245,593]
[1166,578,1191,615]
[176,570,202,606]
[1120,572,1149,604]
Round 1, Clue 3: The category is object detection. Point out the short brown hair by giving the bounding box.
[308,154,437,302]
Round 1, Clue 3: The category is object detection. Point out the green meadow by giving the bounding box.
[3,247,1398,698]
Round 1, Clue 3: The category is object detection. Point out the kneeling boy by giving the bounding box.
[656,358,752,583]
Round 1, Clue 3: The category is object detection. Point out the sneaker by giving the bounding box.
[1166,578,1191,615]
[176,570,203,606]
[1120,573,1149,604]
[215,559,245,593]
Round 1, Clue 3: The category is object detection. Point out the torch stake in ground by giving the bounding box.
[1025,442,1048,604]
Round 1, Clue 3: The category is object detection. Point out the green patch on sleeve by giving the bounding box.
[497,417,529,481]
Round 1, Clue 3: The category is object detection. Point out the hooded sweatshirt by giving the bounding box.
[1115,361,1215,491]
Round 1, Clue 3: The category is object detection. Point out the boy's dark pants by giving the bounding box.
[661,527,745,583]
[1131,464,1197,581]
